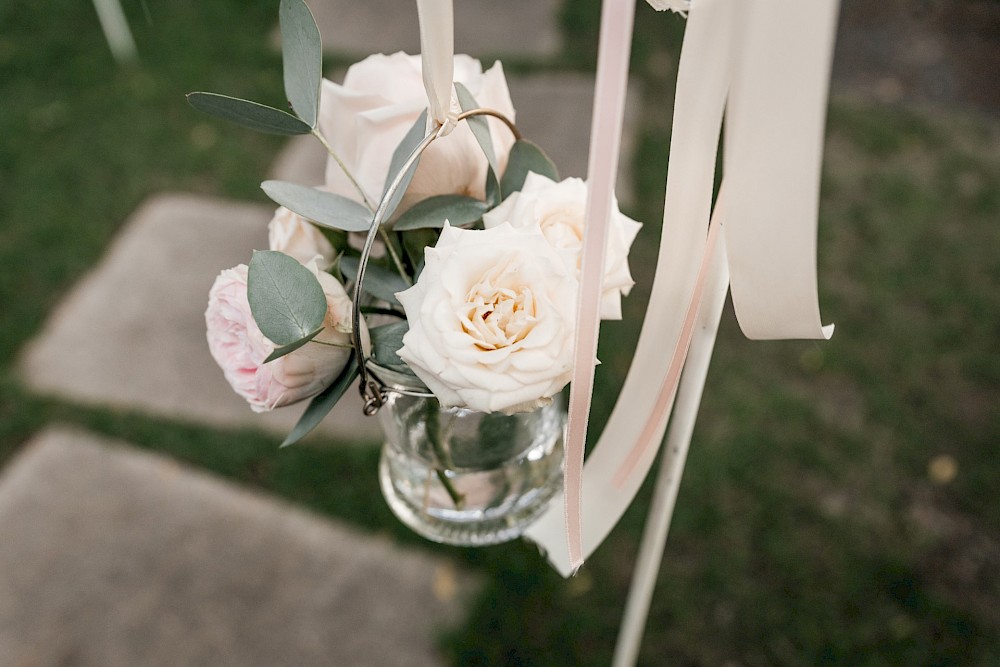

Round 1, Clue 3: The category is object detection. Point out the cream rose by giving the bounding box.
[267,206,335,267]
[395,223,577,414]
[318,52,515,212]
[483,173,642,320]
[205,258,360,413]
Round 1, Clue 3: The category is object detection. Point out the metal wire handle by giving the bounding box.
[350,107,521,415]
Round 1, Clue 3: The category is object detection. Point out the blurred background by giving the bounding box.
[1,0,997,664]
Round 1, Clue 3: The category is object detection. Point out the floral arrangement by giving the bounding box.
[193,0,641,449]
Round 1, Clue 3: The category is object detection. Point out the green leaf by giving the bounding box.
[280,354,360,447]
[401,228,439,278]
[381,111,428,220]
[369,322,418,376]
[393,195,488,231]
[500,140,559,196]
[186,92,312,135]
[340,256,409,306]
[247,250,328,345]
[485,168,501,208]
[454,83,500,176]
[279,0,322,128]
[263,326,324,363]
[261,180,372,232]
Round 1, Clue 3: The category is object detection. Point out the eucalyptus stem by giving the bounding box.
[378,228,412,286]
[311,127,376,211]
[309,339,353,349]
[311,127,411,284]
[425,402,465,509]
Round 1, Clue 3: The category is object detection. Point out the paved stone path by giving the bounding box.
[0,428,473,667]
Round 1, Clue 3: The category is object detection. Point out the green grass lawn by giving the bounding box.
[2,1,998,665]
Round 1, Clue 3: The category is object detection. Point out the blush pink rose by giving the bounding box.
[205,260,358,413]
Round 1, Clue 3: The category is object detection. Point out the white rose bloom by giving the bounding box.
[396,223,577,414]
[267,206,335,268]
[483,173,642,320]
[318,52,516,213]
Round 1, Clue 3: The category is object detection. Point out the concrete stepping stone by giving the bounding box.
[0,427,474,667]
[17,194,381,442]
[272,72,639,206]
[303,0,561,58]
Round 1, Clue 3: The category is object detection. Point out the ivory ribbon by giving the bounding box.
[527,0,735,575]
[611,187,725,489]
[527,0,838,576]
[416,0,456,135]
[724,0,838,341]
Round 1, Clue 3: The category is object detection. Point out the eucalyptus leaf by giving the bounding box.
[454,83,500,176]
[186,92,312,135]
[263,326,324,363]
[247,250,328,345]
[381,110,428,220]
[401,228,439,278]
[485,168,501,208]
[369,322,418,376]
[393,195,487,231]
[500,139,559,196]
[280,354,359,447]
[340,256,409,306]
[261,180,372,232]
[279,0,322,128]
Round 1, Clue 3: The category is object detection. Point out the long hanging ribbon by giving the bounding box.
[527,0,735,575]
[613,4,839,659]
[724,0,838,341]
[561,0,638,573]
[527,0,838,576]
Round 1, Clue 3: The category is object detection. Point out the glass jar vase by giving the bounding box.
[377,388,565,547]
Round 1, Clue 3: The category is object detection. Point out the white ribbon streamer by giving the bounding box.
[416,0,457,135]
[724,0,837,340]
[527,0,838,576]
[526,0,737,575]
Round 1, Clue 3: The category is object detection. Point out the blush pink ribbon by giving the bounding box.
[562,0,638,572]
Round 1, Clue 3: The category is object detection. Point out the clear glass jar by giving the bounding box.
[377,389,565,547]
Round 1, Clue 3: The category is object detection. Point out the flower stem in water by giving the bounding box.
[425,402,465,509]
